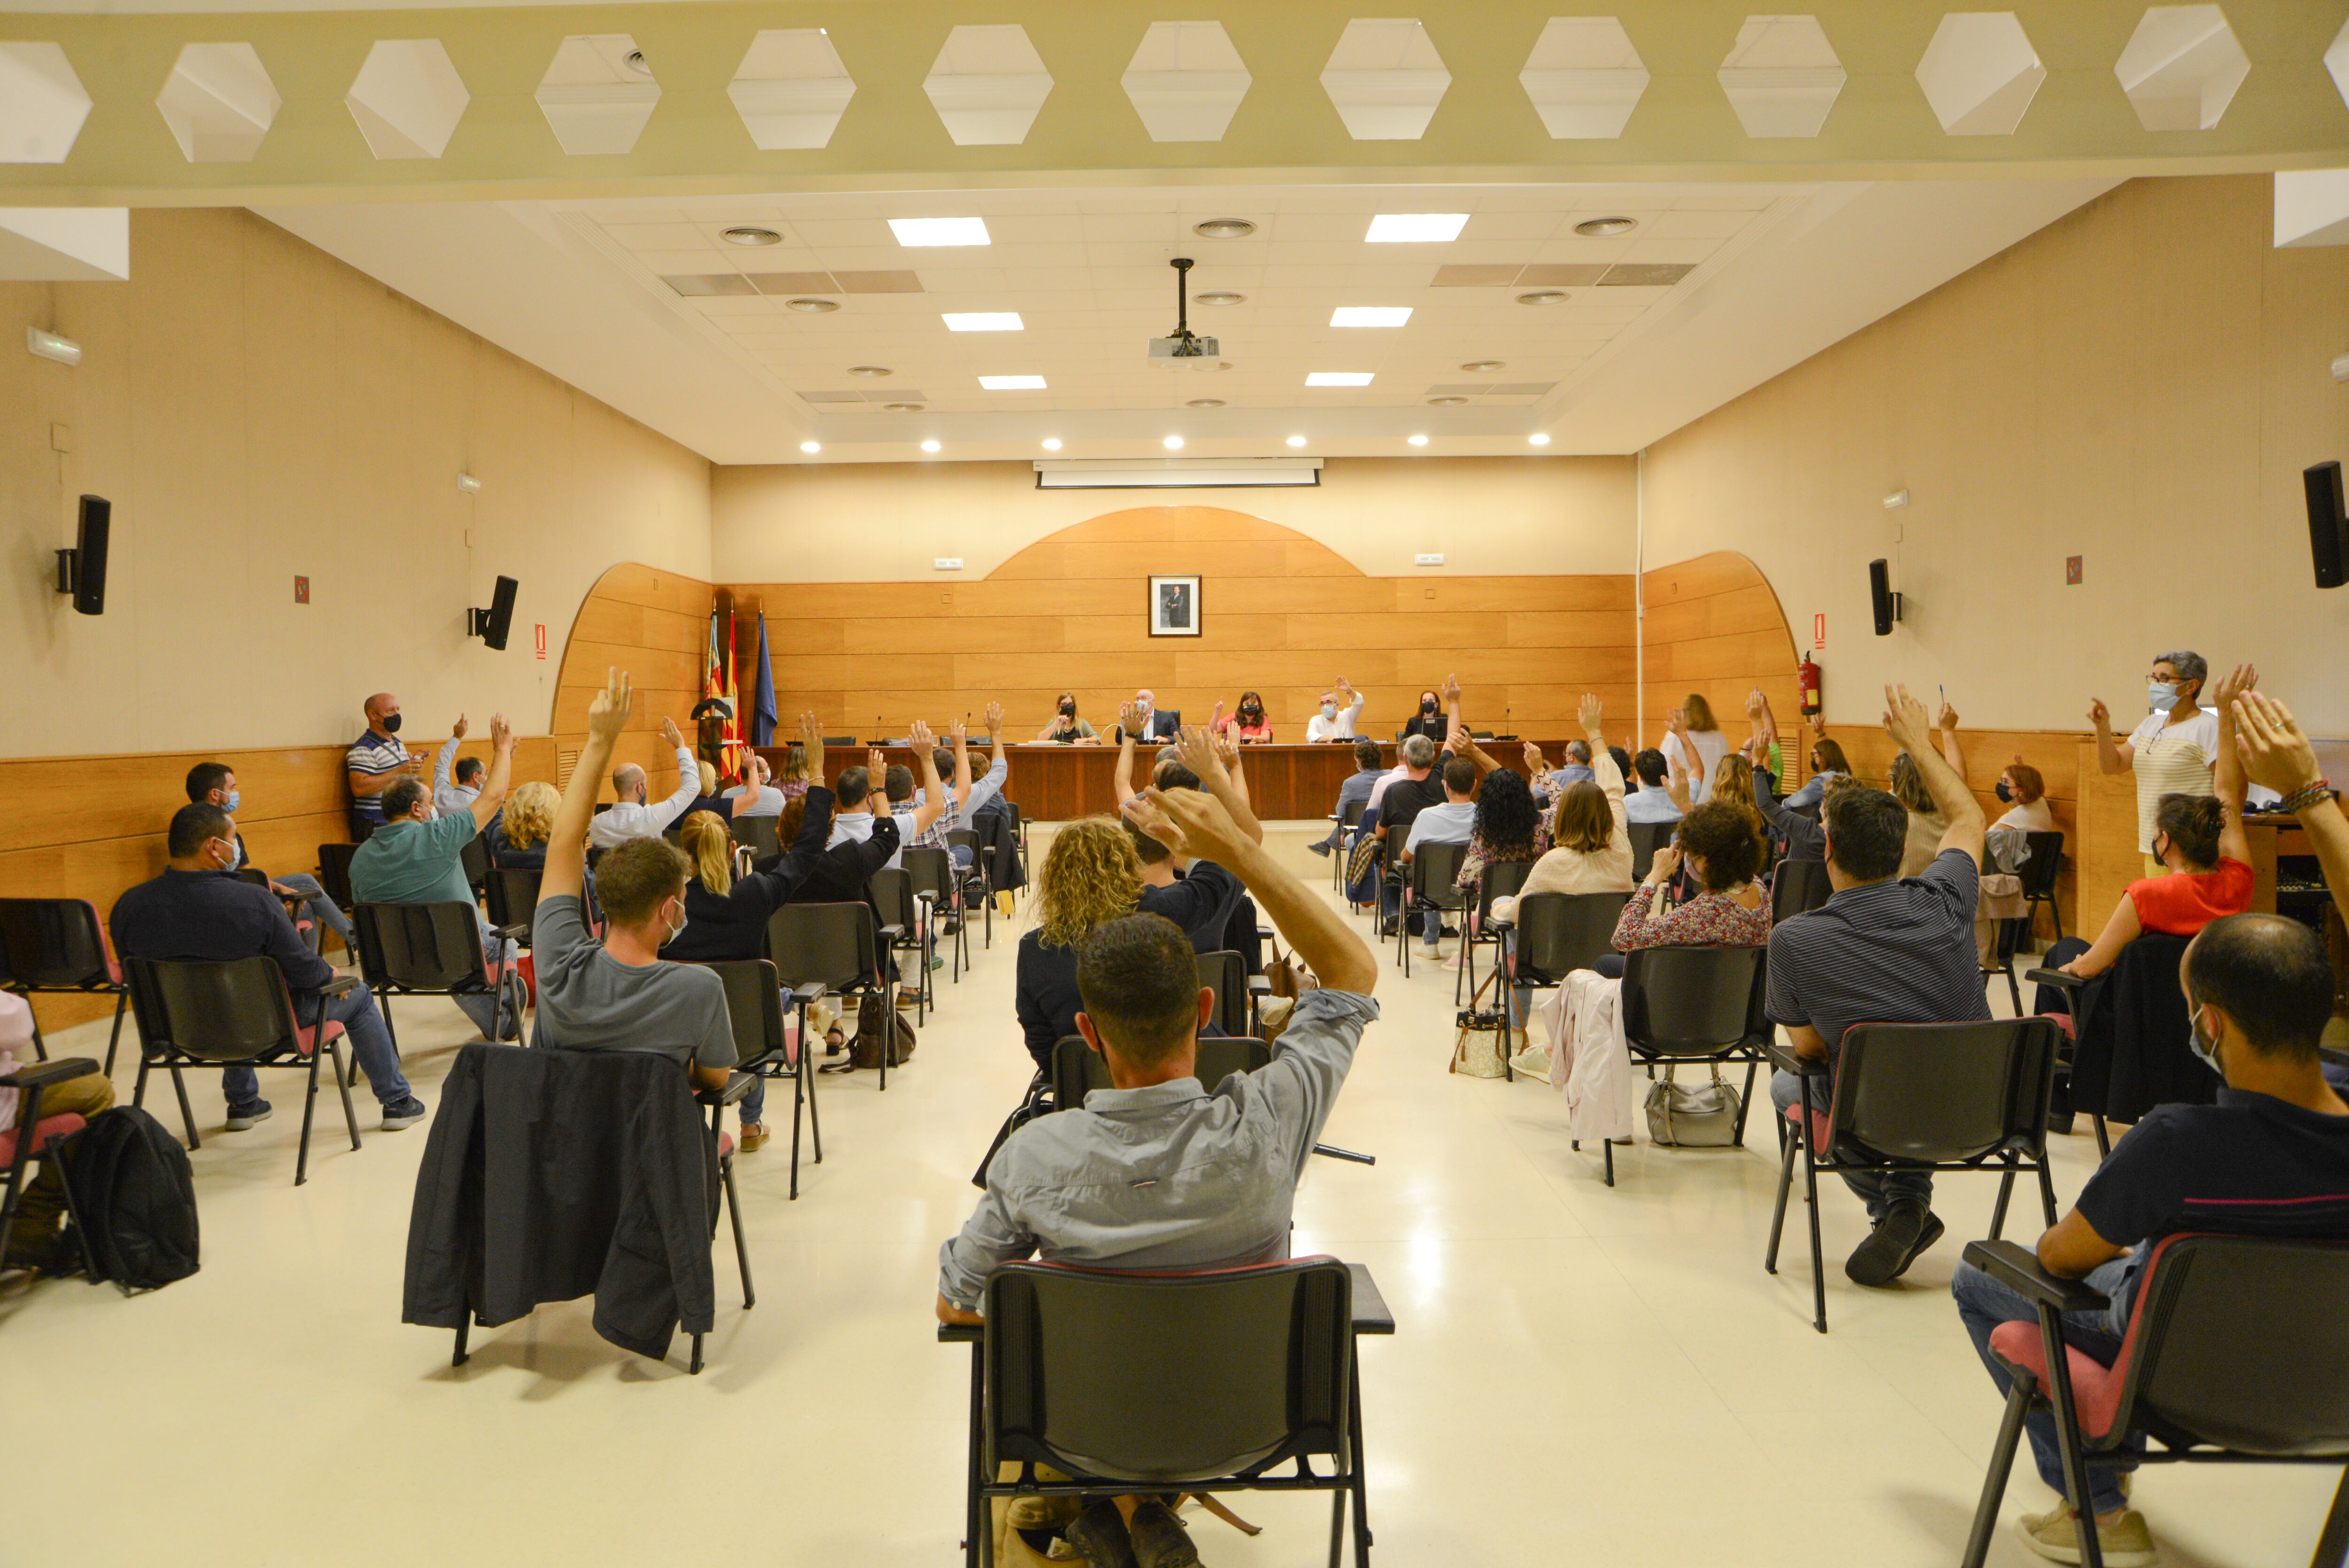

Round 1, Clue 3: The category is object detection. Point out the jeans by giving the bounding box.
[448,927,518,1041]
[226,986,412,1110]
[269,872,355,949]
[1951,1255,2141,1516]
[741,1076,765,1127]
[1771,1066,1934,1219]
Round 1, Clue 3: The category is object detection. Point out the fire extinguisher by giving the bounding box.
[1798,654,1822,719]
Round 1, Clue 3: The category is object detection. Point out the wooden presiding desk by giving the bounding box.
[755,739,1579,822]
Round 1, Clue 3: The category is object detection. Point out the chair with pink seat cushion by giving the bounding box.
[691,957,825,1201]
[122,955,363,1186]
[0,898,133,1076]
[350,900,528,1058]
[0,1055,102,1275]
[1958,1233,2349,1568]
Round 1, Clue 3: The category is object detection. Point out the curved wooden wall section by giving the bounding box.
[549,562,714,794]
[1638,550,1805,758]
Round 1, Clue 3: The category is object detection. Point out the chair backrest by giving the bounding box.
[1512,892,1629,978]
[123,955,300,1063]
[2114,1234,2349,1457]
[867,867,917,930]
[824,735,856,747]
[1620,945,1767,1056]
[0,898,114,988]
[943,827,980,860]
[491,867,544,936]
[1770,859,1834,926]
[901,846,954,903]
[1408,839,1468,905]
[1830,1017,2062,1163]
[764,901,877,990]
[315,843,358,909]
[1340,797,1365,829]
[2019,831,2066,899]
[1786,799,1822,824]
[1196,950,1249,1036]
[1475,859,1533,919]
[1626,822,1671,883]
[692,956,792,1069]
[458,831,491,893]
[984,1257,1353,1483]
[1051,1034,1270,1110]
[351,902,490,992]
[730,815,782,859]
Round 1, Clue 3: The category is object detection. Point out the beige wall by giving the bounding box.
[1642,175,2349,737]
[712,455,1637,583]
[0,207,711,760]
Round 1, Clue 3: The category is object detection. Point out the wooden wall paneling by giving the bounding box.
[546,561,715,798]
[1638,551,1805,795]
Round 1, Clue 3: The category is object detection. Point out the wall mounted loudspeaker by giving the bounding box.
[1867,558,1902,636]
[470,575,519,649]
[2305,461,2347,589]
[53,494,110,616]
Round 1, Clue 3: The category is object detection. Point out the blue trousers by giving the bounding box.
[1951,1255,2141,1516]
[225,986,412,1109]
[1770,1067,1933,1218]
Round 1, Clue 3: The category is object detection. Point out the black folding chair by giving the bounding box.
[124,955,362,1184]
[458,831,491,898]
[315,843,358,914]
[1489,891,1628,1079]
[941,1257,1392,1568]
[351,901,528,1057]
[1767,1017,2064,1333]
[0,897,129,1074]
[1195,950,1265,1040]
[1332,798,1366,890]
[1769,859,1833,926]
[1627,821,1672,884]
[1001,800,1031,887]
[902,847,964,983]
[1960,1233,2349,1568]
[1460,860,1532,1005]
[1395,839,1468,977]
[1052,1033,1270,1108]
[2018,829,2066,943]
[943,828,994,952]
[730,814,782,860]
[0,1055,100,1275]
[692,957,825,1199]
[483,866,544,947]
[1590,944,1773,1186]
[766,902,903,1089]
[2028,934,2202,1159]
[868,867,935,1022]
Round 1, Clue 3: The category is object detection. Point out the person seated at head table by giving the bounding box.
[722,755,785,818]
[586,715,699,850]
[1036,691,1101,745]
[1951,913,2349,1568]
[490,780,561,870]
[185,759,355,952]
[1309,737,1390,857]
[938,784,1381,1568]
[1120,688,1179,742]
[1369,675,1461,815]
[1209,691,1274,745]
[1400,685,1450,743]
[1306,677,1366,743]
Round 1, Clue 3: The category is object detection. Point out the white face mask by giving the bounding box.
[2148,680,2179,711]
[1321,703,1337,720]
[661,900,687,945]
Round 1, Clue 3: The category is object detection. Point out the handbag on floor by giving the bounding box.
[1450,970,1509,1079]
[1644,1064,1741,1147]
[848,993,916,1069]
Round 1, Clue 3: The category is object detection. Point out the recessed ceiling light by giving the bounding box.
[1407,435,1430,447]
[1575,216,1638,237]
[1527,433,1551,447]
[1331,306,1412,328]
[799,440,821,454]
[1306,372,1375,387]
[786,297,840,313]
[624,49,652,75]
[980,374,1047,390]
[1163,435,1184,450]
[1041,438,1062,451]
[1515,290,1569,307]
[847,365,892,377]
[1366,213,1468,244]
[942,312,1022,332]
[1285,435,1307,448]
[1192,218,1256,239]
[722,226,781,247]
[1460,359,1504,373]
[883,402,925,411]
[920,439,941,453]
[889,217,989,247]
[1427,396,1469,406]
[1186,397,1224,408]
[1194,291,1245,306]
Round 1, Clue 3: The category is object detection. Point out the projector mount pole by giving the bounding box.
[1171,256,1192,339]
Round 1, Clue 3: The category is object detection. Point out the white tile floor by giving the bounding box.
[3,823,2335,1567]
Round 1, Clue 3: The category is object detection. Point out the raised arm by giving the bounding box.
[2235,691,2349,924]
[1935,700,1967,778]
[1337,677,1363,724]
[1750,689,1780,753]
[2209,664,2254,867]
[907,720,947,835]
[1662,707,1693,813]
[1174,724,1265,845]
[985,700,1007,777]
[2090,696,2132,775]
[1113,700,1140,805]
[434,723,462,795]
[949,719,975,813]
[468,713,514,832]
[1884,683,1984,865]
[545,671,629,902]
[649,715,700,828]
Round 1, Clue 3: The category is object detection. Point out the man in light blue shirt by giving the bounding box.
[1624,748,1684,825]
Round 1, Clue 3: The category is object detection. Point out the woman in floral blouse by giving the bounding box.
[1609,799,1772,959]
[1455,765,1546,890]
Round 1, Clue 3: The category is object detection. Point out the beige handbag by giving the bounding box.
[1643,1064,1742,1146]
[1450,971,1509,1079]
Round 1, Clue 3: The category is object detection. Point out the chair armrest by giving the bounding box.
[698,1070,758,1108]
[789,981,826,1004]
[0,1056,100,1089]
[876,923,906,946]
[494,922,532,943]
[1246,975,1272,995]
[2024,967,2085,992]
[1256,924,1274,941]
[1960,1239,2110,1316]
[1765,1040,1827,1078]
[297,975,361,1000]
[936,1321,982,1344]
[1347,1263,1396,1336]
[1485,914,1514,930]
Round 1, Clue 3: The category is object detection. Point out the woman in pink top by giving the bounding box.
[1211,691,1276,745]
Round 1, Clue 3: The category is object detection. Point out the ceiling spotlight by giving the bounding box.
[1194,291,1245,306]
[800,440,821,454]
[1306,372,1375,387]
[1192,218,1256,239]
[1186,397,1225,409]
[1427,396,1469,406]
[1527,433,1551,447]
[1285,435,1307,448]
[786,298,840,313]
[1575,216,1638,237]
[979,374,1047,390]
[722,226,781,247]
[1163,436,1185,450]
[1331,306,1412,328]
[1406,434,1430,447]
[920,439,941,453]
[883,402,925,411]
[847,364,892,377]
[1461,359,1504,373]
[942,312,1023,332]
[1516,290,1569,306]
[1366,213,1468,243]
[1041,438,1063,451]
[624,48,652,75]
[889,217,990,247]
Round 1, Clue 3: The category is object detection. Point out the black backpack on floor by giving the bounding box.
[61,1106,200,1293]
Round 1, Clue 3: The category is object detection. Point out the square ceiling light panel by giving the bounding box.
[1330,307,1412,327]
[1306,372,1376,387]
[890,217,990,246]
[1365,212,1467,243]
[1122,20,1252,141]
[156,42,280,163]
[979,375,1047,390]
[536,34,660,155]
[943,312,1024,331]
[1,42,93,163]
[729,29,855,149]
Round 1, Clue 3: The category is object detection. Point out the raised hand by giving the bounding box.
[1882,683,1934,755]
[1579,692,1604,735]
[1174,723,1223,783]
[659,714,684,748]
[948,717,967,751]
[586,668,633,743]
[1335,675,1354,698]
[1937,701,1960,731]
[1806,710,1826,740]
[799,710,824,751]
[1666,705,1688,740]
[1443,674,1462,706]
[2209,662,2258,711]
[1522,740,1546,775]
[2233,693,2322,796]
[1213,725,1241,769]
[1744,689,1766,721]
[908,717,934,751]
[983,699,1004,732]
[489,712,513,751]
[1130,784,1250,866]
[2087,697,2110,731]
[452,713,470,740]
[1118,699,1139,737]
[867,747,886,780]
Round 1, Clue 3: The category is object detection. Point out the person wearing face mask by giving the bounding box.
[1950,911,2349,1568]
[112,803,424,1133]
[1122,688,1179,743]
[184,760,357,953]
[2091,649,2219,877]
[1305,676,1364,743]
[528,669,736,1092]
[1991,758,2055,833]
[346,692,414,837]
[1034,691,1099,745]
[1215,690,1274,745]
[1400,686,1448,744]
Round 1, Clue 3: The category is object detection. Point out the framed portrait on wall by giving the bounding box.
[1149,574,1201,637]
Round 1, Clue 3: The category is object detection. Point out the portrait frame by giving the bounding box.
[1149,574,1202,637]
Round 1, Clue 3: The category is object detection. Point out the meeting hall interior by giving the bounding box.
[11,4,2349,1566]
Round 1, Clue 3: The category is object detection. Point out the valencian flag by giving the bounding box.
[751,612,778,747]
[695,609,744,778]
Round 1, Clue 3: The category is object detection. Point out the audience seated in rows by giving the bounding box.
[910,706,1009,863]
[939,783,1380,1568]
[0,991,113,1272]
[490,781,560,870]
[185,760,355,951]
[115,803,424,1133]
[1767,684,1988,1289]
[1305,678,1364,743]
[348,714,518,1042]
[1492,695,1632,924]
[681,760,739,824]
[1951,912,2348,1567]
[589,716,699,849]
[1782,726,1850,812]
[2229,689,2349,1092]
[1623,749,1683,825]
[772,741,817,801]
[1309,737,1387,858]
[1886,702,1967,877]
[1035,691,1100,745]
[1395,758,1479,953]
[835,722,945,872]
[1452,763,1546,897]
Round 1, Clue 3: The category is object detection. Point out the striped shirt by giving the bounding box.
[1765,848,1990,1053]
[2127,707,2219,854]
[346,729,410,824]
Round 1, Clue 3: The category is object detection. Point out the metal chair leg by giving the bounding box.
[333,1041,361,1151]
[1766,1114,1796,1273]
[2092,1116,2110,1160]
[1989,1155,2017,1239]
[453,1318,470,1366]
[721,1153,754,1307]
[1348,1355,1373,1566]
[103,991,128,1077]
[169,1063,199,1149]
[788,1062,804,1201]
[2037,1303,2107,1568]
[1732,1058,1758,1146]
[689,1332,704,1375]
[964,1342,987,1568]
[2311,1466,2349,1568]
[1960,1371,2036,1568]
[296,1046,321,1187]
[2038,1157,2060,1228]
[806,1038,823,1164]
[1802,1131,1827,1333]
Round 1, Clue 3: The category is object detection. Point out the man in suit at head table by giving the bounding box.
[1121,689,1181,742]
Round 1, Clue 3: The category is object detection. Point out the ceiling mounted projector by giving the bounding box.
[1149,257,1228,371]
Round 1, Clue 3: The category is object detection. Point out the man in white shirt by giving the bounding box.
[1400,756,1478,955]
[1126,689,1179,742]
[721,755,785,817]
[1305,678,1366,743]
[1624,749,1684,825]
[586,716,699,849]
[431,715,484,819]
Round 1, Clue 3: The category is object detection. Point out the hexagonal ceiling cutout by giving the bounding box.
[1321,18,1451,141]
[923,24,1053,147]
[346,39,469,160]
[156,42,281,163]
[1519,16,1649,139]
[1718,15,1844,139]
[2114,4,2248,132]
[1121,21,1251,142]
[536,34,658,155]
[1914,12,2044,135]
[0,43,92,165]
[730,29,855,151]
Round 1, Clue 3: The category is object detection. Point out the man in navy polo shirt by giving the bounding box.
[1951,914,2349,1566]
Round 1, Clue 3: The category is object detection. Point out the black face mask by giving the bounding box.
[1059,702,1075,717]
[382,713,402,734]
[1241,705,1261,719]
[1994,779,2013,803]
[1421,699,1438,714]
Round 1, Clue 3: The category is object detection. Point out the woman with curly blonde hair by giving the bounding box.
[491,780,561,869]
[1015,819,1145,1071]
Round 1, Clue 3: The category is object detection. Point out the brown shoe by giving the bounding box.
[738,1122,770,1153]
[1063,1503,1139,1568]
[1124,1500,1200,1568]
